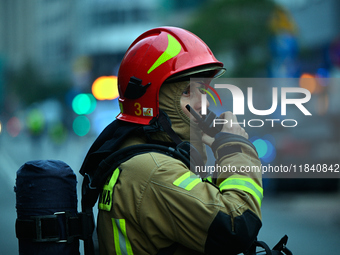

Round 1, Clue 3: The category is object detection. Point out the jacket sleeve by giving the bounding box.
[205,132,262,254]
[136,133,262,255]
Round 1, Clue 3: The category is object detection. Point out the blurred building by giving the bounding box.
[275,0,340,48]
[0,0,163,136]
[75,0,160,83]
[0,0,76,79]
[0,0,160,84]
[274,0,340,71]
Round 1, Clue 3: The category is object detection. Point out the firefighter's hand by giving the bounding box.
[202,111,248,147]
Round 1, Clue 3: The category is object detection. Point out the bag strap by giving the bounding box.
[244,235,292,255]
[90,143,192,191]
[272,235,293,255]
[15,211,94,244]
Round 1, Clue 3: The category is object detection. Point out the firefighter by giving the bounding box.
[81,26,262,255]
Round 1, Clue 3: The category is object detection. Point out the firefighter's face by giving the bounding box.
[180,82,209,122]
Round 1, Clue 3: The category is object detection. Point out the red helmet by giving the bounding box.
[117,26,225,125]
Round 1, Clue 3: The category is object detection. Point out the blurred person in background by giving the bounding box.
[80,26,263,255]
[26,107,45,153]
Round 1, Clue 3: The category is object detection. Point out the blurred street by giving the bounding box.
[258,194,340,254]
[1,133,339,254]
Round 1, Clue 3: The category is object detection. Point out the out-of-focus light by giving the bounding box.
[316,68,329,79]
[0,120,2,134]
[251,136,276,163]
[299,73,318,94]
[26,108,45,135]
[6,117,22,137]
[72,93,96,115]
[253,139,268,158]
[92,76,119,100]
[73,116,91,136]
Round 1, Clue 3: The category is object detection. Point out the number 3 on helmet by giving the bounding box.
[117,26,225,125]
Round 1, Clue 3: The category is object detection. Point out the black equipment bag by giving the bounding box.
[15,160,94,255]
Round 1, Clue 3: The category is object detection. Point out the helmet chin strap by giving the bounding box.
[156,110,206,176]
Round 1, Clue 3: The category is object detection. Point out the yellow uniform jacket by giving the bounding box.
[97,134,262,255]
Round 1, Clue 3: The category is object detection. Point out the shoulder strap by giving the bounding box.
[157,111,183,145]
[80,120,142,177]
[91,143,191,190]
[81,142,192,213]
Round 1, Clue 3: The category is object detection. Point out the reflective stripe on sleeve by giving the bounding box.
[203,176,213,183]
[173,171,201,191]
[98,168,120,211]
[219,175,263,206]
[112,218,134,255]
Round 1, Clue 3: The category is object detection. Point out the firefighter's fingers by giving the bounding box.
[219,111,248,139]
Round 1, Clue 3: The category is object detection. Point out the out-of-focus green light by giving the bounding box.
[253,139,268,158]
[73,116,91,136]
[251,136,276,163]
[72,93,96,115]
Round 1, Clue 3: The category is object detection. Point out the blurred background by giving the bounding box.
[0,0,340,254]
